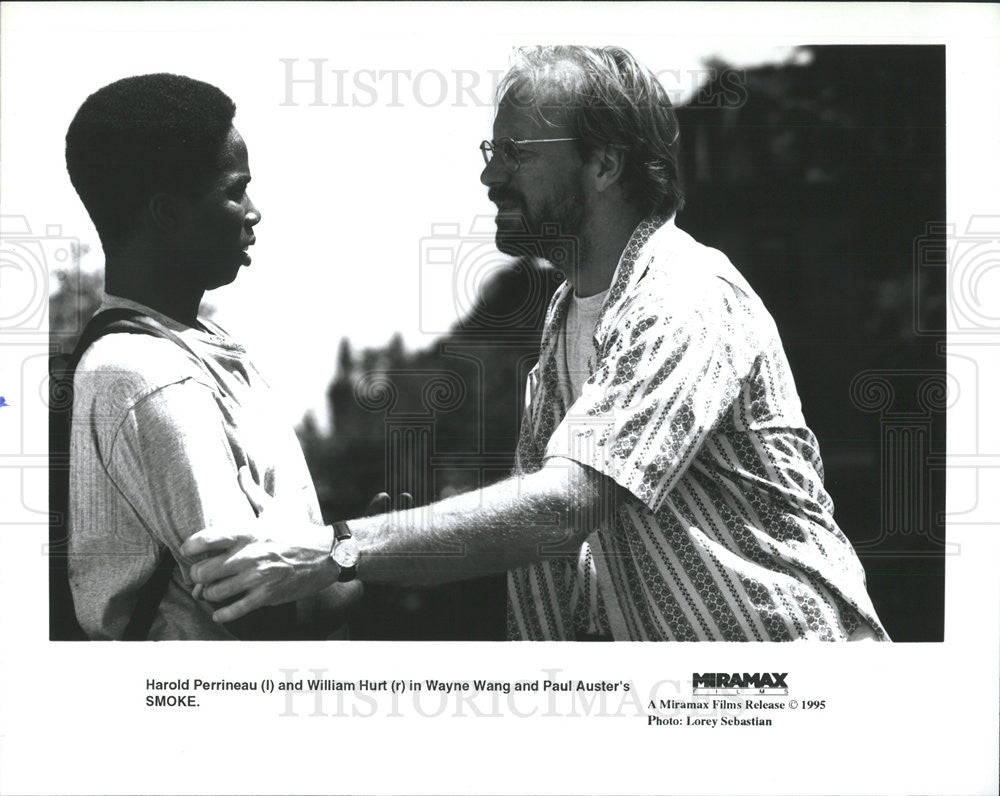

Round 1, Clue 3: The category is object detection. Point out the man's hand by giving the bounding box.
[182,467,339,624]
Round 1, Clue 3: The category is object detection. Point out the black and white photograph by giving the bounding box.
[0,3,997,794]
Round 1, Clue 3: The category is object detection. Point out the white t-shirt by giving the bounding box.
[552,286,611,637]
[560,287,610,402]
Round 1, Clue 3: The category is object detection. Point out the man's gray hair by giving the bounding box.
[498,45,684,217]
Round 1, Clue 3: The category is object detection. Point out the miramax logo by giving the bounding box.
[692,672,788,696]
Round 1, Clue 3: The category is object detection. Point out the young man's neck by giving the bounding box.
[104,250,205,328]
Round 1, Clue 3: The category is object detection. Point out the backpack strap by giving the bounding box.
[82,313,253,640]
[53,310,222,639]
[52,309,188,640]
[52,308,295,640]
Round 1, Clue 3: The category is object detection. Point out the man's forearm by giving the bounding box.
[350,459,613,586]
[183,459,622,624]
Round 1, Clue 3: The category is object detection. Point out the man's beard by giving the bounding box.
[493,191,584,268]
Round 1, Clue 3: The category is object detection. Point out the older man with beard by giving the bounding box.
[183,46,888,642]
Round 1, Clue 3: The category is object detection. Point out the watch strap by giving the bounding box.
[331,520,358,582]
[332,520,352,543]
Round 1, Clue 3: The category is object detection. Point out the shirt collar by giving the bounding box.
[592,214,673,345]
[538,214,674,364]
[100,291,227,339]
[99,292,190,332]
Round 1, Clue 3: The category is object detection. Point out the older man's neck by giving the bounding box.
[571,206,646,298]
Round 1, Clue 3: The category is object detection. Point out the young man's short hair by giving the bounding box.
[65,73,237,245]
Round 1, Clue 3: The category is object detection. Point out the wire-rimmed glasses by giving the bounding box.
[479,137,581,171]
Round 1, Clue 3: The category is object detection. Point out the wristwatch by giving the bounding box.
[330,520,360,582]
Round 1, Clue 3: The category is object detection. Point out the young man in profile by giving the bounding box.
[63,74,359,639]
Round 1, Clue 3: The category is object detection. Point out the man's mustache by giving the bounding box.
[488,190,522,206]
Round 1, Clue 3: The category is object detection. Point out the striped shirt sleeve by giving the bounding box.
[544,271,755,513]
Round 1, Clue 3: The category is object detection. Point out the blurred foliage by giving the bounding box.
[49,246,102,353]
[303,262,564,639]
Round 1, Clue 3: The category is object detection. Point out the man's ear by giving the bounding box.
[147,192,182,234]
[591,145,627,193]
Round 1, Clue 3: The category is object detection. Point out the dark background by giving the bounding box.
[52,45,946,642]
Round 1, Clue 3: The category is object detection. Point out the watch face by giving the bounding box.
[333,537,360,569]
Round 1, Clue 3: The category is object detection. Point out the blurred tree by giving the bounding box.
[312,259,561,639]
[49,244,101,352]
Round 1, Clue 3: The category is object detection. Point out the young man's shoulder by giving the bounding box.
[74,331,211,417]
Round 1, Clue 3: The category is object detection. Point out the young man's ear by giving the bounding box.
[590,145,627,193]
[147,192,182,234]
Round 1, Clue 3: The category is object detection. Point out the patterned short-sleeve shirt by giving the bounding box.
[508,217,889,641]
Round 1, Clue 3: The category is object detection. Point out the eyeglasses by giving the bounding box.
[479,137,581,171]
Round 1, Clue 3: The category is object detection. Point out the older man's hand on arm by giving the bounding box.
[182,458,621,624]
[184,468,342,622]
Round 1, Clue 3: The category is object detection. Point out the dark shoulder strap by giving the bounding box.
[77,309,224,388]
[52,309,187,641]
[70,308,152,364]
[52,308,294,641]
